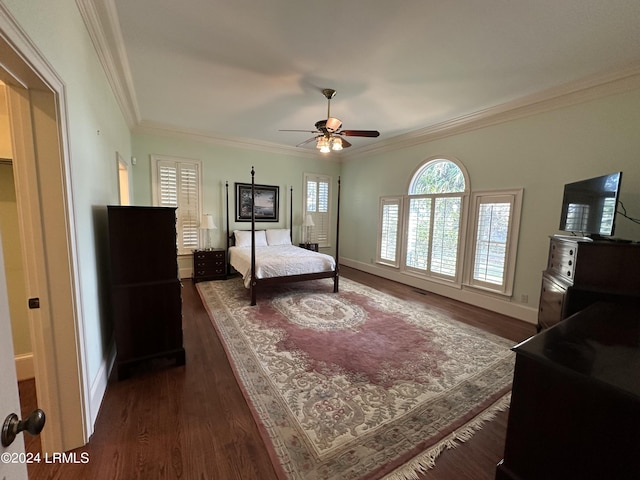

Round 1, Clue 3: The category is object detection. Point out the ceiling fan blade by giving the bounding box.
[341,138,352,148]
[339,130,380,137]
[279,129,320,134]
[296,136,319,147]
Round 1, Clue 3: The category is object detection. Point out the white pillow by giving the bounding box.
[234,230,267,247]
[266,229,292,246]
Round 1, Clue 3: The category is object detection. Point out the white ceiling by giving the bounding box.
[89,0,640,155]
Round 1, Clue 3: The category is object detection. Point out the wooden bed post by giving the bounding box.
[250,167,257,305]
[289,185,293,242]
[334,176,340,293]
[225,181,231,277]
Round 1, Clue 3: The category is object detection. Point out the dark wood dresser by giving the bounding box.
[107,206,185,379]
[192,248,227,282]
[537,236,640,330]
[496,302,640,480]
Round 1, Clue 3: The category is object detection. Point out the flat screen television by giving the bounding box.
[559,171,622,237]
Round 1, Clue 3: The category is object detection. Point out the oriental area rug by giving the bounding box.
[196,277,515,480]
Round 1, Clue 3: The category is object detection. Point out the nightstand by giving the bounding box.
[298,243,319,252]
[193,249,227,282]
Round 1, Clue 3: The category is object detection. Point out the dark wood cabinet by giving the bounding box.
[107,206,185,379]
[192,248,227,282]
[496,302,640,480]
[537,236,640,330]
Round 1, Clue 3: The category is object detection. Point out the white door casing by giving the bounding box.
[0,230,27,480]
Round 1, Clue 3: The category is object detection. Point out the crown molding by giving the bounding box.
[344,63,640,160]
[77,0,640,162]
[76,0,139,128]
[133,120,342,162]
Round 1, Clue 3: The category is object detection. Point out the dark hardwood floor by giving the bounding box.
[22,266,536,480]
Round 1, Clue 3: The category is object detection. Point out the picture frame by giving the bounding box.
[235,182,279,222]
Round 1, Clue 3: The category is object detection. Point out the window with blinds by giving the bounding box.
[377,196,402,267]
[151,155,202,255]
[304,173,331,247]
[376,158,523,297]
[404,159,466,282]
[467,190,523,295]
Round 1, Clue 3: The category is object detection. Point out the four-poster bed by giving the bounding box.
[225,167,340,305]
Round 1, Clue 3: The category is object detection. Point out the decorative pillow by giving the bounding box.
[266,229,292,246]
[234,230,267,247]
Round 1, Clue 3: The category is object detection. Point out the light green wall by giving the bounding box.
[4,1,132,387]
[131,133,342,254]
[340,88,640,314]
[133,88,640,319]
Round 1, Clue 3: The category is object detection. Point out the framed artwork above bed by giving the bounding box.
[235,182,279,222]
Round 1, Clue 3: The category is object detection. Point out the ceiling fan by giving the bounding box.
[280,88,380,152]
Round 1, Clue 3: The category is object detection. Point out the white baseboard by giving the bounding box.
[341,258,538,325]
[15,353,35,381]
[179,267,193,280]
[88,339,117,430]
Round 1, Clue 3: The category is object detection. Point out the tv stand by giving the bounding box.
[537,235,640,330]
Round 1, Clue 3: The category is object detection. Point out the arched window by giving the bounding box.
[409,159,466,195]
[405,158,468,280]
[377,156,523,296]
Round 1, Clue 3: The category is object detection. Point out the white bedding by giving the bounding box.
[229,245,336,288]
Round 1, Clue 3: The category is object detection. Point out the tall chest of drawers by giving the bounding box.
[537,236,640,330]
[107,206,185,379]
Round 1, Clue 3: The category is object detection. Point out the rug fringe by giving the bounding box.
[382,393,512,480]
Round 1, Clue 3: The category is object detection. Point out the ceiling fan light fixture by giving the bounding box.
[317,137,330,153]
[330,136,343,151]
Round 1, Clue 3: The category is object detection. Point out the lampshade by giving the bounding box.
[330,137,343,151]
[200,214,217,229]
[304,214,315,227]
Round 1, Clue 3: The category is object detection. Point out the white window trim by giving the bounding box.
[400,156,471,287]
[464,188,523,296]
[303,172,332,248]
[151,154,203,255]
[376,195,403,268]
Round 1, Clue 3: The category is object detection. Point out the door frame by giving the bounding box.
[0,6,89,453]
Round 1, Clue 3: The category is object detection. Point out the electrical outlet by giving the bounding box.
[520,294,529,304]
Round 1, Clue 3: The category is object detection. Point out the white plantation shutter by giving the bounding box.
[377,197,402,267]
[468,190,523,295]
[431,196,461,277]
[404,195,461,279]
[406,197,431,271]
[473,202,510,285]
[152,156,202,255]
[304,173,331,247]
